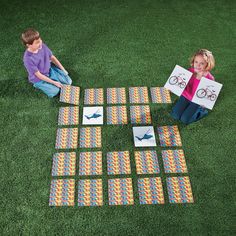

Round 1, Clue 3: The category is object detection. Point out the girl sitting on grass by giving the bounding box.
[171,49,215,124]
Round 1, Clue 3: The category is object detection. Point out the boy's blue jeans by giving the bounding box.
[33,65,72,98]
[170,95,208,124]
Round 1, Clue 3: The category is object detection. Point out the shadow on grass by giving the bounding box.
[0,78,64,109]
[151,101,188,131]
[0,78,43,99]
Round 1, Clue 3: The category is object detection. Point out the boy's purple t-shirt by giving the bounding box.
[182,67,215,101]
[23,43,53,83]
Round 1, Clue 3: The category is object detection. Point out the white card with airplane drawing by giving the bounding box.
[164,65,193,96]
[82,106,104,125]
[192,77,223,110]
[133,126,157,147]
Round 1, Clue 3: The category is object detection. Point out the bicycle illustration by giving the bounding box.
[168,73,187,89]
[196,85,217,101]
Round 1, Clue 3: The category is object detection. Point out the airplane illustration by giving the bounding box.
[135,129,153,141]
[85,109,102,120]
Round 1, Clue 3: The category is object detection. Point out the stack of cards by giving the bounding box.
[78,179,103,206]
[107,88,126,104]
[79,151,102,175]
[138,177,164,204]
[59,85,80,105]
[107,151,131,175]
[129,87,149,103]
[49,179,75,206]
[108,178,134,205]
[52,152,76,176]
[55,128,78,149]
[84,88,104,105]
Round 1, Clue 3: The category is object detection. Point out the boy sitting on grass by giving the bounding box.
[21,28,72,98]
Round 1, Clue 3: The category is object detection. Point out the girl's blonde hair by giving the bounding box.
[190,49,215,71]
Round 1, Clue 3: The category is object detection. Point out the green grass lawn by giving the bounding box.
[1,0,235,235]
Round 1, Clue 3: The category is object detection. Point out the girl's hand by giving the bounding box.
[196,71,205,80]
[53,81,63,88]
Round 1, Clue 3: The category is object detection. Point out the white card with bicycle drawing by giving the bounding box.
[164,65,223,109]
[192,78,223,110]
[164,65,193,96]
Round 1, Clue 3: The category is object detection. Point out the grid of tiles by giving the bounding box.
[79,127,102,148]
[150,87,172,103]
[130,105,152,124]
[138,177,164,204]
[78,179,103,206]
[107,88,126,104]
[107,151,131,175]
[84,88,104,105]
[49,179,75,206]
[59,85,80,105]
[52,152,76,176]
[79,151,102,175]
[157,125,182,147]
[162,149,188,173]
[51,86,194,207]
[55,128,78,149]
[166,177,194,203]
[107,106,128,125]
[129,87,149,103]
[58,106,79,125]
[135,150,160,174]
[108,178,134,205]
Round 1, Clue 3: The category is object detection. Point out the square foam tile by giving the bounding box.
[133,126,157,147]
[107,151,131,175]
[162,149,188,173]
[134,150,160,174]
[59,85,80,105]
[107,88,126,104]
[49,179,75,206]
[130,105,152,124]
[78,179,103,206]
[82,106,103,125]
[166,176,194,203]
[129,87,149,103]
[107,106,128,125]
[157,125,182,147]
[84,88,104,105]
[52,152,76,176]
[79,151,102,175]
[150,87,172,103]
[79,127,102,148]
[108,178,134,206]
[138,177,165,204]
[55,128,78,149]
[58,106,79,125]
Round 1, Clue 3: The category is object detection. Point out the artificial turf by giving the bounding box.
[0,0,235,235]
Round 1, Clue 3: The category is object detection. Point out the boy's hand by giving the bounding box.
[63,69,68,75]
[53,81,63,88]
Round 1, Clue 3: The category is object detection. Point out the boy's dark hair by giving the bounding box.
[21,28,40,46]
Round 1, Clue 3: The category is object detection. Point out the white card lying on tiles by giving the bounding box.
[192,77,223,110]
[133,126,157,147]
[82,106,104,125]
[164,65,193,96]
